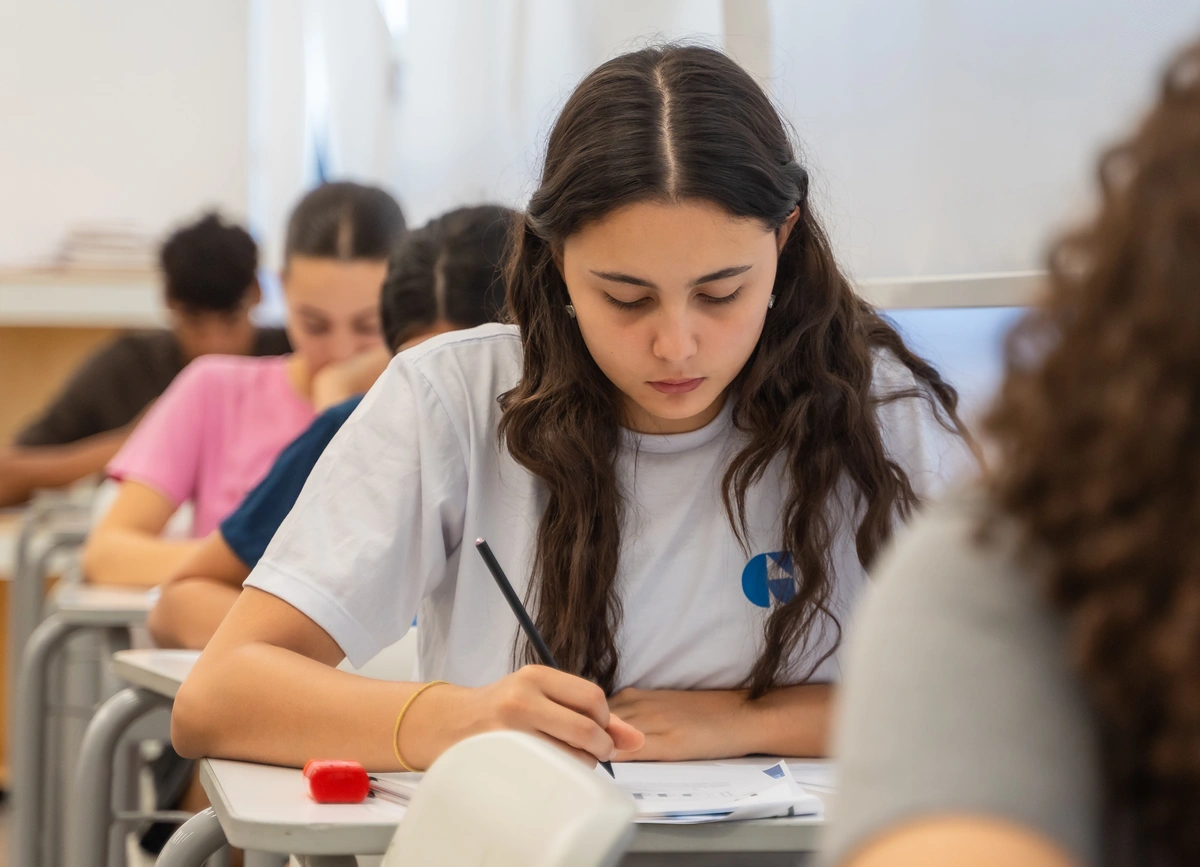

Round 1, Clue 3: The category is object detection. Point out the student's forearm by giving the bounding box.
[0,429,128,507]
[173,639,428,769]
[82,529,202,587]
[738,683,833,756]
[147,578,242,649]
[609,682,833,761]
[176,589,644,771]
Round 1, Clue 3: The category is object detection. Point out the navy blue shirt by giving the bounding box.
[220,395,363,569]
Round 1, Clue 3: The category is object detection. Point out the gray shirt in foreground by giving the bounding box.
[822,489,1101,867]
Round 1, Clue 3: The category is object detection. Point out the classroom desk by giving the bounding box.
[12,585,153,867]
[64,648,200,867]
[156,756,828,867]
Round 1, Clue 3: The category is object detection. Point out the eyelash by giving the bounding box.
[602,288,743,311]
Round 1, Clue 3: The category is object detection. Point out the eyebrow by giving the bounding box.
[589,264,753,290]
[296,305,378,320]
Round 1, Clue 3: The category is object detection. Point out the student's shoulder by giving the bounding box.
[169,353,288,398]
[867,346,926,397]
[403,322,521,367]
[396,323,522,394]
[94,329,180,368]
[869,486,1041,621]
[179,352,287,380]
[867,346,957,434]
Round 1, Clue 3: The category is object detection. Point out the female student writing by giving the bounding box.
[174,45,972,772]
[82,182,405,587]
[147,204,515,650]
[826,38,1200,867]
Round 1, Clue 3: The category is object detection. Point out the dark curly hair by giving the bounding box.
[159,212,258,313]
[985,39,1200,864]
[499,44,968,698]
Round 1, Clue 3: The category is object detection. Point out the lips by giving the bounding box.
[648,378,705,395]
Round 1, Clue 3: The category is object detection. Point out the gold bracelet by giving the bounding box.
[392,680,449,772]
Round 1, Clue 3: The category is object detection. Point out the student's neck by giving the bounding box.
[285,355,315,404]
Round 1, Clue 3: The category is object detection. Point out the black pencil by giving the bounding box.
[475,537,616,778]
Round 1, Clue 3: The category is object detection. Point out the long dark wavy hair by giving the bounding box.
[500,45,966,697]
[985,40,1200,863]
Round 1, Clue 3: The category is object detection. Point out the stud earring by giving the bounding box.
[767,295,776,309]
[566,304,577,319]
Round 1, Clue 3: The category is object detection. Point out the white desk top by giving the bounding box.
[51,583,153,625]
[112,648,199,698]
[200,756,827,856]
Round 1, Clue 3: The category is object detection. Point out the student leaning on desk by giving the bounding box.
[81,182,406,588]
[147,204,515,650]
[0,214,290,508]
[173,44,975,773]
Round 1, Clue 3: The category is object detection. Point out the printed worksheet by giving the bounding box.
[611,761,823,824]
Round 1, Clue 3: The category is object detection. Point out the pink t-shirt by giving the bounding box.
[107,355,316,537]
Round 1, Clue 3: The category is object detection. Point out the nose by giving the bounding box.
[327,327,359,364]
[651,305,698,364]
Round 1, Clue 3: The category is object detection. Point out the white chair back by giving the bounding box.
[381,731,635,867]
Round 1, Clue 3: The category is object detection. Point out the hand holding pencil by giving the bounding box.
[475,538,641,775]
[391,540,643,774]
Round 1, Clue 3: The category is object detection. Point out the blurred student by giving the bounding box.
[173,46,972,777]
[827,39,1200,867]
[82,182,405,587]
[147,204,514,649]
[0,213,289,508]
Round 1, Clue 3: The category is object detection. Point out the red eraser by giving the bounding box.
[303,760,369,804]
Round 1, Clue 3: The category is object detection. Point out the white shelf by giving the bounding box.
[0,270,165,327]
[858,270,1042,309]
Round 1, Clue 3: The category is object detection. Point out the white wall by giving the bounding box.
[385,0,726,228]
[768,1,1200,280]
[4,1,1197,290]
[0,0,250,266]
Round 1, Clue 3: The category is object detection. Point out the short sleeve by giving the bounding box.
[244,355,469,667]
[822,494,1101,867]
[106,360,212,507]
[219,398,361,569]
[872,357,979,501]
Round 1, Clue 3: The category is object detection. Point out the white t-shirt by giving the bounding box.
[247,323,970,690]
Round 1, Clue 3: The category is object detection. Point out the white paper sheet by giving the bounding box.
[611,760,823,824]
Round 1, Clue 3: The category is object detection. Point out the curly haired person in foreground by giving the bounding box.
[828,36,1200,867]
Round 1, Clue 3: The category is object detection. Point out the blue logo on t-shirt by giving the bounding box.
[742,552,797,608]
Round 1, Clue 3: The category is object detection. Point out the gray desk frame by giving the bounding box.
[11,588,151,867]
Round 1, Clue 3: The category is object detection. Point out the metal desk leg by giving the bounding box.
[156,808,229,867]
[12,614,80,867]
[9,503,46,693]
[64,686,173,867]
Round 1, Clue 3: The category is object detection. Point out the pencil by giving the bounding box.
[475,537,616,778]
